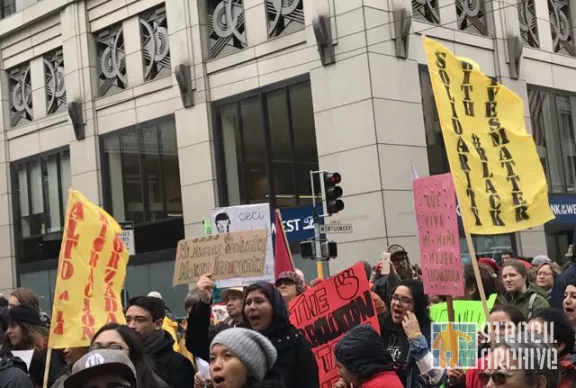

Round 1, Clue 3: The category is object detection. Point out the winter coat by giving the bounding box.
[163,316,180,352]
[559,353,576,388]
[361,372,404,388]
[28,348,67,388]
[551,262,576,309]
[0,355,35,388]
[144,330,196,388]
[499,284,550,318]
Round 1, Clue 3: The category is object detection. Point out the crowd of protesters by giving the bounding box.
[2,245,576,388]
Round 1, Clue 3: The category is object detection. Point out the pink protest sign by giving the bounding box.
[413,173,464,297]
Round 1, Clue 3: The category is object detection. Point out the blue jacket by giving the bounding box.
[406,327,446,388]
[550,262,576,309]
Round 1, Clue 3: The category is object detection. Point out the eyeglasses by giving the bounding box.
[89,343,129,352]
[391,294,413,305]
[478,371,516,385]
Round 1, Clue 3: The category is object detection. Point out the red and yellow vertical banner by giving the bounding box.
[48,190,130,349]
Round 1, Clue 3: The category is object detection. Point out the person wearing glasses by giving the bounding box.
[64,349,138,388]
[381,280,445,388]
[90,323,169,388]
[479,333,558,388]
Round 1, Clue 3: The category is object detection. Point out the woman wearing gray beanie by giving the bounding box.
[209,328,285,388]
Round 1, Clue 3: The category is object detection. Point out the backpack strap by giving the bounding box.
[528,293,537,319]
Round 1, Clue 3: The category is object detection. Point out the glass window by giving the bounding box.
[529,86,576,193]
[12,150,70,238]
[419,66,450,175]
[102,116,182,223]
[216,80,319,208]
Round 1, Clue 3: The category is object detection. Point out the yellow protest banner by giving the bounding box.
[48,190,130,349]
[422,36,554,234]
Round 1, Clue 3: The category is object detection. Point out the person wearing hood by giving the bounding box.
[0,320,35,388]
[243,281,318,388]
[499,259,549,319]
[126,296,195,388]
[333,325,403,388]
[381,279,445,388]
[208,328,284,388]
[274,271,305,305]
[4,304,66,387]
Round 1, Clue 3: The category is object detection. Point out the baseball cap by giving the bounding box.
[387,244,407,256]
[220,287,244,302]
[64,349,137,388]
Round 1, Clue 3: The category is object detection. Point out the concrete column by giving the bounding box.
[167,0,216,240]
[61,2,102,205]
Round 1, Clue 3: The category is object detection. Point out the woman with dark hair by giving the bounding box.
[4,304,66,387]
[90,323,169,388]
[463,264,498,300]
[8,288,50,328]
[0,322,35,388]
[499,259,549,318]
[334,325,403,388]
[381,279,445,388]
[242,281,318,388]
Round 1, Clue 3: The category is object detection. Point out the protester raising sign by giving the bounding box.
[172,229,268,285]
[49,190,130,349]
[413,173,464,297]
[288,263,380,388]
[422,36,554,234]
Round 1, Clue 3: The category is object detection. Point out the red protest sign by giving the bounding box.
[413,173,464,297]
[288,263,380,388]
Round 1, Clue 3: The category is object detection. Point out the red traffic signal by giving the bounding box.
[324,172,344,215]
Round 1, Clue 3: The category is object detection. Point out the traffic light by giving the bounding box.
[324,172,344,215]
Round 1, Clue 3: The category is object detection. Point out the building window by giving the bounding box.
[12,149,71,238]
[455,0,488,36]
[419,66,449,175]
[206,0,247,58]
[413,0,440,24]
[266,0,304,38]
[1,0,15,18]
[9,62,33,127]
[141,5,171,81]
[215,79,318,208]
[529,87,576,193]
[549,0,576,56]
[101,116,182,224]
[96,23,127,96]
[44,48,67,114]
[518,0,539,48]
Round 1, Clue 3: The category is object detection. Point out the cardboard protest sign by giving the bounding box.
[430,293,498,325]
[288,263,379,388]
[413,173,464,297]
[212,204,274,287]
[422,36,554,234]
[49,190,130,348]
[173,229,268,286]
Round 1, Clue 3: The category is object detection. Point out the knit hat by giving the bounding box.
[65,349,137,388]
[275,271,305,294]
[210,328,277,382]
[8,304,42,327]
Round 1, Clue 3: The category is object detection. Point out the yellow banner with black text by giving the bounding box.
[422,36,554,234]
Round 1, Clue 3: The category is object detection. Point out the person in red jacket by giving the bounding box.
[334,324,403,388]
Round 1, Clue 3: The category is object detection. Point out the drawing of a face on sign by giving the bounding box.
[215,212,231,233]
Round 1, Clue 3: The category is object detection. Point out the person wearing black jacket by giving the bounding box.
[187,275,319,388]
[243,281,319,388]
[126,296,195,388]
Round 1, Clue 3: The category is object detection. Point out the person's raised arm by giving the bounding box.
[185,274,214,361]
